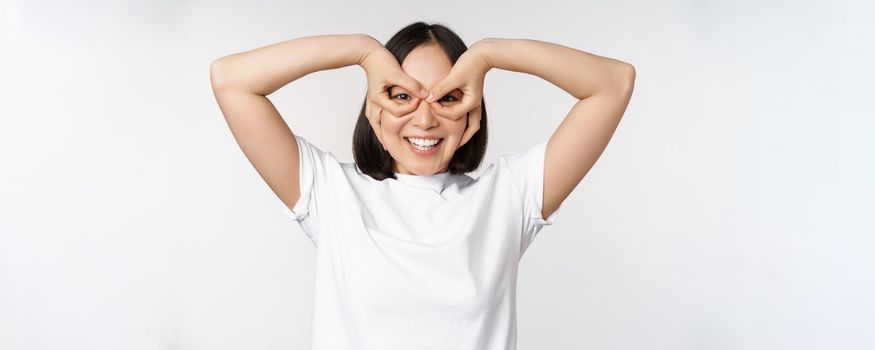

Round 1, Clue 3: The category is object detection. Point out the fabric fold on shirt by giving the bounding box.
[280,134,563,350]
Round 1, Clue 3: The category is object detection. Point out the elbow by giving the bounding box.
[616,63,636,94]
[210,59,223,89]
[210,58,228,90]
[622,63,635,90]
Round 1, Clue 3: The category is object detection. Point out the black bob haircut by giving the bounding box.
[352,21,489,181]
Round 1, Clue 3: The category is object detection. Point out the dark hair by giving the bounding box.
[352,21,488,181]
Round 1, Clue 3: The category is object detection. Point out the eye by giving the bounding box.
[391,93,459,103]
[440,95,457,103]
[392,93,411,101]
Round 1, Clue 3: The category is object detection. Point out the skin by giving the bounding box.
[211,34,635,219]
[378,43,467,176]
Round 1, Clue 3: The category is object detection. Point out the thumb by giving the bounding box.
[425,74,457,103]
[394,72,429,100]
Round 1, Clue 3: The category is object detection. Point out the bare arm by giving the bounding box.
[477,38,636,219]
[209,34,381,211]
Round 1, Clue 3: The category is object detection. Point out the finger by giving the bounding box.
[378,92,421,117]
[470,105,482,137]
[430,96,477,121]
[459,106,482,147]
[367,80,408,117]
[426,73,458,103]
[380,67,428,103]
[393,72,429,100]
[365,93,371,119]
[374,106,386,150]
[367,100,384,146]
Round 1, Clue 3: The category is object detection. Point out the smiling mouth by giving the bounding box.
[404,137,443,151]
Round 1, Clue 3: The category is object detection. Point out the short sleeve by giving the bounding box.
[502,139,562,252]
[281,134,335,245]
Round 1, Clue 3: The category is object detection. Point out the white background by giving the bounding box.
[1,0,873,349]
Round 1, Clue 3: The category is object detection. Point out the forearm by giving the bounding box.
[210,33,380,96]
[476,38,634,99]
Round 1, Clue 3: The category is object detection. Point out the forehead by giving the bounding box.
[400,44,453,90]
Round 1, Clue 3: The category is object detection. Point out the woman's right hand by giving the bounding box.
[358,44,429,147]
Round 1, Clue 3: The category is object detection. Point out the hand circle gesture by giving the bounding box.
[423,43,492,147]
[360,47,429,147]
[360,40,492,149]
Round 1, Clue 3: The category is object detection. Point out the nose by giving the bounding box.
[411,98,439,129]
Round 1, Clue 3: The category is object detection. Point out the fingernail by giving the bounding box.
[420,89,429,99]
[426,93,435,102]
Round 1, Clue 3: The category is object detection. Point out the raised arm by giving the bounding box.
[477,38,636,219]
[209,34,380,211]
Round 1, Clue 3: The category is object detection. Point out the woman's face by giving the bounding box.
[380,43,468,175]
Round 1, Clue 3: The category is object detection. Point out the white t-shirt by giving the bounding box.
[283,134,561,350]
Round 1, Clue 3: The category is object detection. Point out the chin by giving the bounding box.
[397,162,450,175]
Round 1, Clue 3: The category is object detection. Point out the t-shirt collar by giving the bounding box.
[392,171,453,193]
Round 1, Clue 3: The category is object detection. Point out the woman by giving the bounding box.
[210,21,634,350]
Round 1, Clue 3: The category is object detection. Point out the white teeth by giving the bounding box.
[406,137,441,151]
[406,137,441,147]
[407,137,441,150]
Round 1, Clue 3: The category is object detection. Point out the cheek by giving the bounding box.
[448,120,468,139]
[379,116,404,137]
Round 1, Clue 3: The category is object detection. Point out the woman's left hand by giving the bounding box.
[425,40,493,147]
